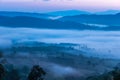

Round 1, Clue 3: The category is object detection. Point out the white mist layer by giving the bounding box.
[0,26,120,58]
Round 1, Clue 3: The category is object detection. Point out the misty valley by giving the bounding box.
[0,11,120,80]
[0,27,120,80]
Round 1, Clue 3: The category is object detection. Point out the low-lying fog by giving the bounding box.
[0,26,120,58]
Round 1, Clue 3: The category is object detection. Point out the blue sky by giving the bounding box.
[0,0,120,12]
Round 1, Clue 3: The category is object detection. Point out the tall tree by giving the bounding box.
[28,65,46,80]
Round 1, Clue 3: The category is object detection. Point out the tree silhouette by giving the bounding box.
[28,65,46,80]
[112,67,120,80]
[0,64,5,80]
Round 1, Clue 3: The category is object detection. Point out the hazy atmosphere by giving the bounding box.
[0,0,120,80]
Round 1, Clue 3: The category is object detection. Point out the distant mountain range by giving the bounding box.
[0,16,92,30]
[0,11,120,30]
[95,10,120,15]
[0,15,120,31]
[0,11,52,19]
[59,13,120,26]
[0,10,119,18]
[46,10,120,16]
[46,10,91,16]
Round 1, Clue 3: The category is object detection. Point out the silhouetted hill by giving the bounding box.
[0,16,120,30]
[46,10,91,16]
[0,16,92,30]
[0,11,51,19]
[60,14,120,26]
[116,13,120,15]
[95,10,120,15]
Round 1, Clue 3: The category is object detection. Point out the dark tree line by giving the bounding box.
[86,65,120,80]
[0,64,46,80]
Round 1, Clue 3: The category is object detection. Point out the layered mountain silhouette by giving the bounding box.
[95,10,120,15]
[0,12,120,30]
[46,10,91,16]
[0,16,93,30]
[60,13,120,26]
[0,11,52,19]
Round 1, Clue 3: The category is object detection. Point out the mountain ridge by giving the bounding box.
[95,10,120,15]
[59,13,120,26]
[0,11,52,19]
[46,10,91,16]
[0,15,120,31]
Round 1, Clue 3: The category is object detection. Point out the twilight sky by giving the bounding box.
[0,0,120,12]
